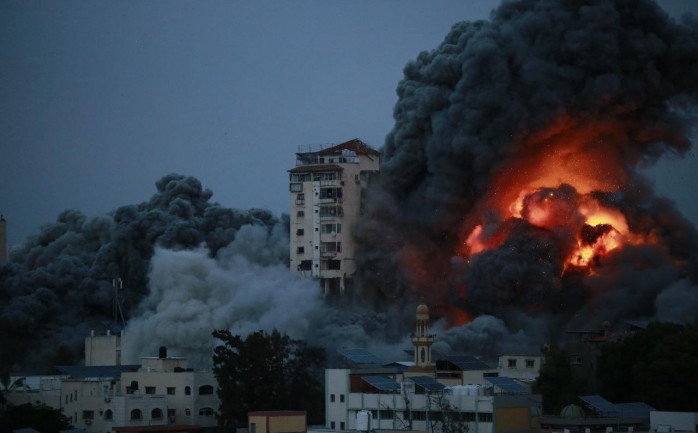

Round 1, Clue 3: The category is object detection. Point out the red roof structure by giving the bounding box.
[318,138,380,156]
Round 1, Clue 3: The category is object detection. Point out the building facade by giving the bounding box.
[288,139,380,296]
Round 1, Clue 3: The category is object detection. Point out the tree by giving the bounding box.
[429,391,469,433]
[212,329,325,428]
[596,322,698,411]
[532,345,584,415]
[0,402,71,433]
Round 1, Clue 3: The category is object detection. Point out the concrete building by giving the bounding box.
[288,138,380,296]
[120,348,218,427]
[325,303,542,433]
[85,328,123,367]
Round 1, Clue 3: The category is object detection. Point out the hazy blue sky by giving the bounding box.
[1,0,697,246]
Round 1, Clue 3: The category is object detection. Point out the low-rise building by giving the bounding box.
[3,329,219,432]
[325,303,542,433]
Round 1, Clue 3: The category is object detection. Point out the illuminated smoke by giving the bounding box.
[355,0,698,352]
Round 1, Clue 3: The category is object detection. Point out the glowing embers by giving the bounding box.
[465,184,638,273]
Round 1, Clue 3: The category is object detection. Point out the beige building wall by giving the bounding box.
[61,378,119,432]
[249,411,307,433]
[121,358,218,426]
[85,331,122,366]
[497,354,542,381]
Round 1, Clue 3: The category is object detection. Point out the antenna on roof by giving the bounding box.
[112,277,126,329]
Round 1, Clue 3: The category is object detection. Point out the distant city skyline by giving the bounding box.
[2,0,697,246]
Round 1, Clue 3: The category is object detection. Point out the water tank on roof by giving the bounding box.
[356,410,372,432]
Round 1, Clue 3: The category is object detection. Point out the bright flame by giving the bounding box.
[460,117,649,273]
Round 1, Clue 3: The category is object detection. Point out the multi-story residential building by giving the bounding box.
[325,303,542,433]
[120,348,218,427]
[288,138,380,296]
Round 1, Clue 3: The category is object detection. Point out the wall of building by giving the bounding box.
[651,411,698,433]
[4,375,63,409]
[497,354,542,382]
[120,369,218,426]
[249,411,307,433]
[85,332,122,366]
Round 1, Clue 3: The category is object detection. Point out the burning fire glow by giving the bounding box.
[461,117,649,274]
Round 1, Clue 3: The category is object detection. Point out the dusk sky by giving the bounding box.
[2,0,697,246]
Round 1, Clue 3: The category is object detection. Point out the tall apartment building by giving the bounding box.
[288,138,380,296]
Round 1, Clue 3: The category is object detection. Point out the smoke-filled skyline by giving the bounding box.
[2,0,698,373]
[1,0,698,248]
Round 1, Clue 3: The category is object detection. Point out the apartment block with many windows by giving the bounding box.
[289,138,380,296]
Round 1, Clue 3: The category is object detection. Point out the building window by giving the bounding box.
[199,385,214,395]
[130,409,142,420]
[82,410,94,420]
[167,387,176,395]
[152,408,163,420]
[508,359,517,368]
[298,260,312,271]
[295,193,305,205]
[185,408,191,416]
[526,359,535,368]
[168,409,176,418]
[199,407,214,416]
[145,386,156,394]
[319,205,343,217]
[321,223,341,234]
[331,422,335,430]
[296,228,304,236]
[340,422,345,430]
[340,394,345,403]
[104,409,113,420]
[297,246,305,254]
[185,386,191,395]
[326,260,341,270]
[296,210,304,218]
[319,187,342,200]
[330,394,335,402]
[290,182,303,192]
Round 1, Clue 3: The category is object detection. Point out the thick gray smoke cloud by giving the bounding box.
[0,173,414,373]
[355,0,698,352]
[0,174,293,373]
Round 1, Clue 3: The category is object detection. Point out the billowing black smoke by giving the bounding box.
[355,0,698,348]
[0,174,411,373]
[0,174,289,373]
